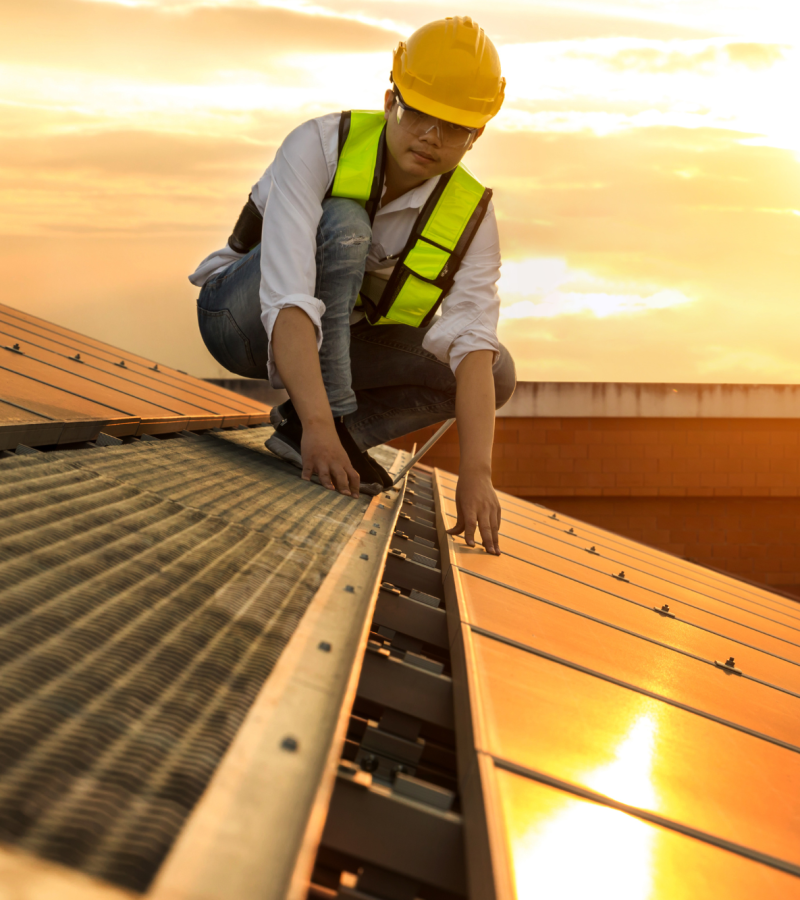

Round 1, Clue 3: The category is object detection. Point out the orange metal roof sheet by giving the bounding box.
[433,468,800,899]
[493,768,800,899]
[0,302,270,449]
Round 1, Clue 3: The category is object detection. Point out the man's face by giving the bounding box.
[383,89,482,180]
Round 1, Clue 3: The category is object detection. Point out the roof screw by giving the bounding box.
[344,585,355,593]
[152,364,159,371]
[119,360,126,366]
[13,343,20,351]
[661,604,670,613]
[725,657,736,668]
[360,753,379,773]
[590,546,596,552]
[74,352,80,360]
[568,528,575,534]
[318,641,332,652]
[360,553,369,561]
[281,736,298,752]
[550,514,558,519]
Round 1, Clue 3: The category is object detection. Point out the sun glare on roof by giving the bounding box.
[511,715,659,899]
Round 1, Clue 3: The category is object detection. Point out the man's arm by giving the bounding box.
[446,349,502,555]
[272,307,360,497]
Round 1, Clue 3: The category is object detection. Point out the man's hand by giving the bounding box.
[272,307,360,497]
[447,465,502,555]
[447,349,502,555]
[301,423,360,497]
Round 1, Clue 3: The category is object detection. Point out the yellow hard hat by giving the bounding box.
[392,17,505,129]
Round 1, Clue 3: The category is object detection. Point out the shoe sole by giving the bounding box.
[265,433,303,468]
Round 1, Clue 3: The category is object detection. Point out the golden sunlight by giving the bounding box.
[1,0,797,380]
[508,715,660,900]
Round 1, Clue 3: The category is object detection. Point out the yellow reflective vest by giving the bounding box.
[327,110,493,328]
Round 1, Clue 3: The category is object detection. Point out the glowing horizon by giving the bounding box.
[2,0,798,382]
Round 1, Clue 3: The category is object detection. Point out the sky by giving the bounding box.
[1,0,798,382]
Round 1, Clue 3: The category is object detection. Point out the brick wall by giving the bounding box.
[390,417,800,597]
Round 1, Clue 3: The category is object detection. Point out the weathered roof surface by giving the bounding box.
[433,468,800,899]
[0,426,380,892]
[0,302,269,449]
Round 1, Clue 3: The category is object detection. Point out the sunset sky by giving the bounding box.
[2,0,798,382]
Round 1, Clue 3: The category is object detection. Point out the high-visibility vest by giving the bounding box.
[227,110,493,328]
[327,110,493,328]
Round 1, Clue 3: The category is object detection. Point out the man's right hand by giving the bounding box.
[301,423,361,497]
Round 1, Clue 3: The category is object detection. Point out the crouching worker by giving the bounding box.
[190,17,515,555]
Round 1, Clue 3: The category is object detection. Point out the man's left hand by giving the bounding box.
[446,467,502,555]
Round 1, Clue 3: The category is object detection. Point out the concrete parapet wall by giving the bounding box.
[499,382,800,419]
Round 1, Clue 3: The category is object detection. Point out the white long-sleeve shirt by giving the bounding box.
[189,112,501,388]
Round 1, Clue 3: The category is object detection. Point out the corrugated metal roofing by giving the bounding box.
[432,468,800,899]
[0,302,269,449]
[0,426,376,892]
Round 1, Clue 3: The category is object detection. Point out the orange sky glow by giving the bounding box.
[2,0,798,382]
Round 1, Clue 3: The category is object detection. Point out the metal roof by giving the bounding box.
[2,307,799,900]
[0,427,379,892]
[433,468,800,899]
[0,302,269,449]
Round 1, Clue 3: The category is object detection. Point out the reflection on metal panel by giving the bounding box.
[469,632,800,867]
[433,468,800,899]
[493,767,800,900]
[0,302,269,447]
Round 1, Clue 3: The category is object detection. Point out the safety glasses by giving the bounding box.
[394,91,478,150]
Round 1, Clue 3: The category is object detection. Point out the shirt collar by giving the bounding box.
[377,174,441,216]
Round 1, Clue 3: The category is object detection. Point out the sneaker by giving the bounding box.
[333,418,393,490]
[265,406,303,468]
[265,408,392,493]
[269,399,294,428]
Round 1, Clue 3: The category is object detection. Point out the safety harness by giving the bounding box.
[228,110,493,328]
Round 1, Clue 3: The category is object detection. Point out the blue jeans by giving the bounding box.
[197,197,516,450]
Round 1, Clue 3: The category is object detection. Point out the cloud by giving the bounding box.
[500,289,693,319]
[498,256,694,320]
[598,41,786,74]
[725,43,787,69]
[3,0,398,82]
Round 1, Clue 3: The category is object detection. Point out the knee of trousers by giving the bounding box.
[318,198,372,261]
[493,344,517,410]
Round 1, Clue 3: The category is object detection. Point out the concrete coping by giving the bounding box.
[498,382,800,419]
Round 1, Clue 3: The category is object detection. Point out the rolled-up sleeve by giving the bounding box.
[421,202,501,375]
[256,117,337,387]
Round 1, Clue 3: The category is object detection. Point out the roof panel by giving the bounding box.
[486,505,800,628]
[458,567,800,697]
[467,630,800,869]
[492,766,800,900]
[442,502,800,664]
[434,468,800,898]
[0,326,231,417]
[0,363,137,421]
[0,303,270,443]
[0,429,383,892]
[0,311,261,417]
[438,470,800,614]
[459,572,800,748]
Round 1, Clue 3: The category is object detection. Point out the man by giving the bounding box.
[190,16,515,555]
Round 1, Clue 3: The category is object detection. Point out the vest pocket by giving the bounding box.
[197,306,259,376]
